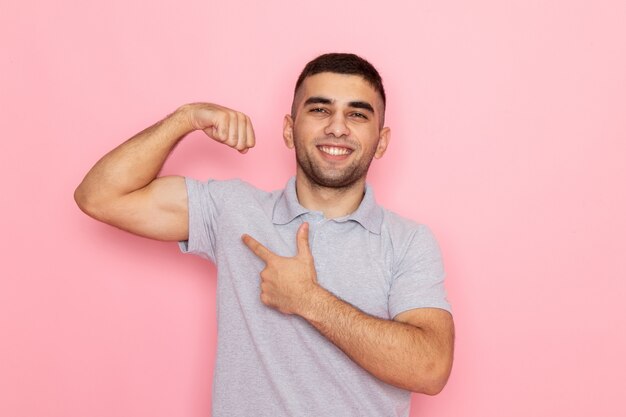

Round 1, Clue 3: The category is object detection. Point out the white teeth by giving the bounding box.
[319,146,351,156]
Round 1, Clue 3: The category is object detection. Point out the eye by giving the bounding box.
[350,112,368,120]
[310,107,328,114]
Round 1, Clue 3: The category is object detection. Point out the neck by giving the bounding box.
[295,173,366,218]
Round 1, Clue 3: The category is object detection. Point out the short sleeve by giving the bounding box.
[388,225,451,318]
[178,177,219,262]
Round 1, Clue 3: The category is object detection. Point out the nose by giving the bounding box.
[324,113,350,137]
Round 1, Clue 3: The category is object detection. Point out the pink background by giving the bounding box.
[1,1,625,416]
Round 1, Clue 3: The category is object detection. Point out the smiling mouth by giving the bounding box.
[318,145,352,156]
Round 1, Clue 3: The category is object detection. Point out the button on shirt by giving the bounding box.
[180,176,450,417]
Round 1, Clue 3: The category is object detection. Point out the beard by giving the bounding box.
[293,136,378,189]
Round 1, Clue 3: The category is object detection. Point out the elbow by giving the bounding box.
[419,377,448,396]
[74,183,89,212]
[74,183,91,214]
[74,182,104,220]
[410,359,453,396]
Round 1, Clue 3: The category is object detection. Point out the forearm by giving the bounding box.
[300,287,452,394]
[75,106,193,209]
[242,224,453,394]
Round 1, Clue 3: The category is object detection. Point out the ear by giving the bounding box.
[374,127,391,159]
[283,114,295,149]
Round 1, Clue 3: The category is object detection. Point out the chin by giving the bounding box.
[305,171,365,189]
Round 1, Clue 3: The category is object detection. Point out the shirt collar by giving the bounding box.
[272,177,383,234]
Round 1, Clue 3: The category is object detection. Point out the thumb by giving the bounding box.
[296,222,311,257]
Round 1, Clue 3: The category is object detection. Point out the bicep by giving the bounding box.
[98,175,189,241]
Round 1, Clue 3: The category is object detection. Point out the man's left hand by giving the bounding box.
[242,222,318,315]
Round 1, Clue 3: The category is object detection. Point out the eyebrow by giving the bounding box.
[303,96,375,114]
[348,101,375,113]
[304,96,332,106]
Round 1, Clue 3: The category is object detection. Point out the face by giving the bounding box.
[283,72,390,189]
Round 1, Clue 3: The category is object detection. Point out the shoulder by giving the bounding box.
[380,208,442,262]
[381,208,436,244]
[185,177,285,217]
[186,177,274,201]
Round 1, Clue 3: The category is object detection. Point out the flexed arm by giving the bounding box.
[74,103,255,241]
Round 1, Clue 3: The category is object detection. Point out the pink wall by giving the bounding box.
[2,1,625,416]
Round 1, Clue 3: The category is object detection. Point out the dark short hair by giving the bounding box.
[292,53,386,121]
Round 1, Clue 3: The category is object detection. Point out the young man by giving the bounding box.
[75,53,454,416]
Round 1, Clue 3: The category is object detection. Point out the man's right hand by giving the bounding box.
[183,103,256,153]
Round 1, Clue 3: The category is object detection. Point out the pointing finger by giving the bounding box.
[242,234,273,261]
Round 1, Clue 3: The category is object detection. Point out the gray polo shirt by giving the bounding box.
[180,177,450,417]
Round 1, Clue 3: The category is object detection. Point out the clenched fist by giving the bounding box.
[181,102,256,153]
